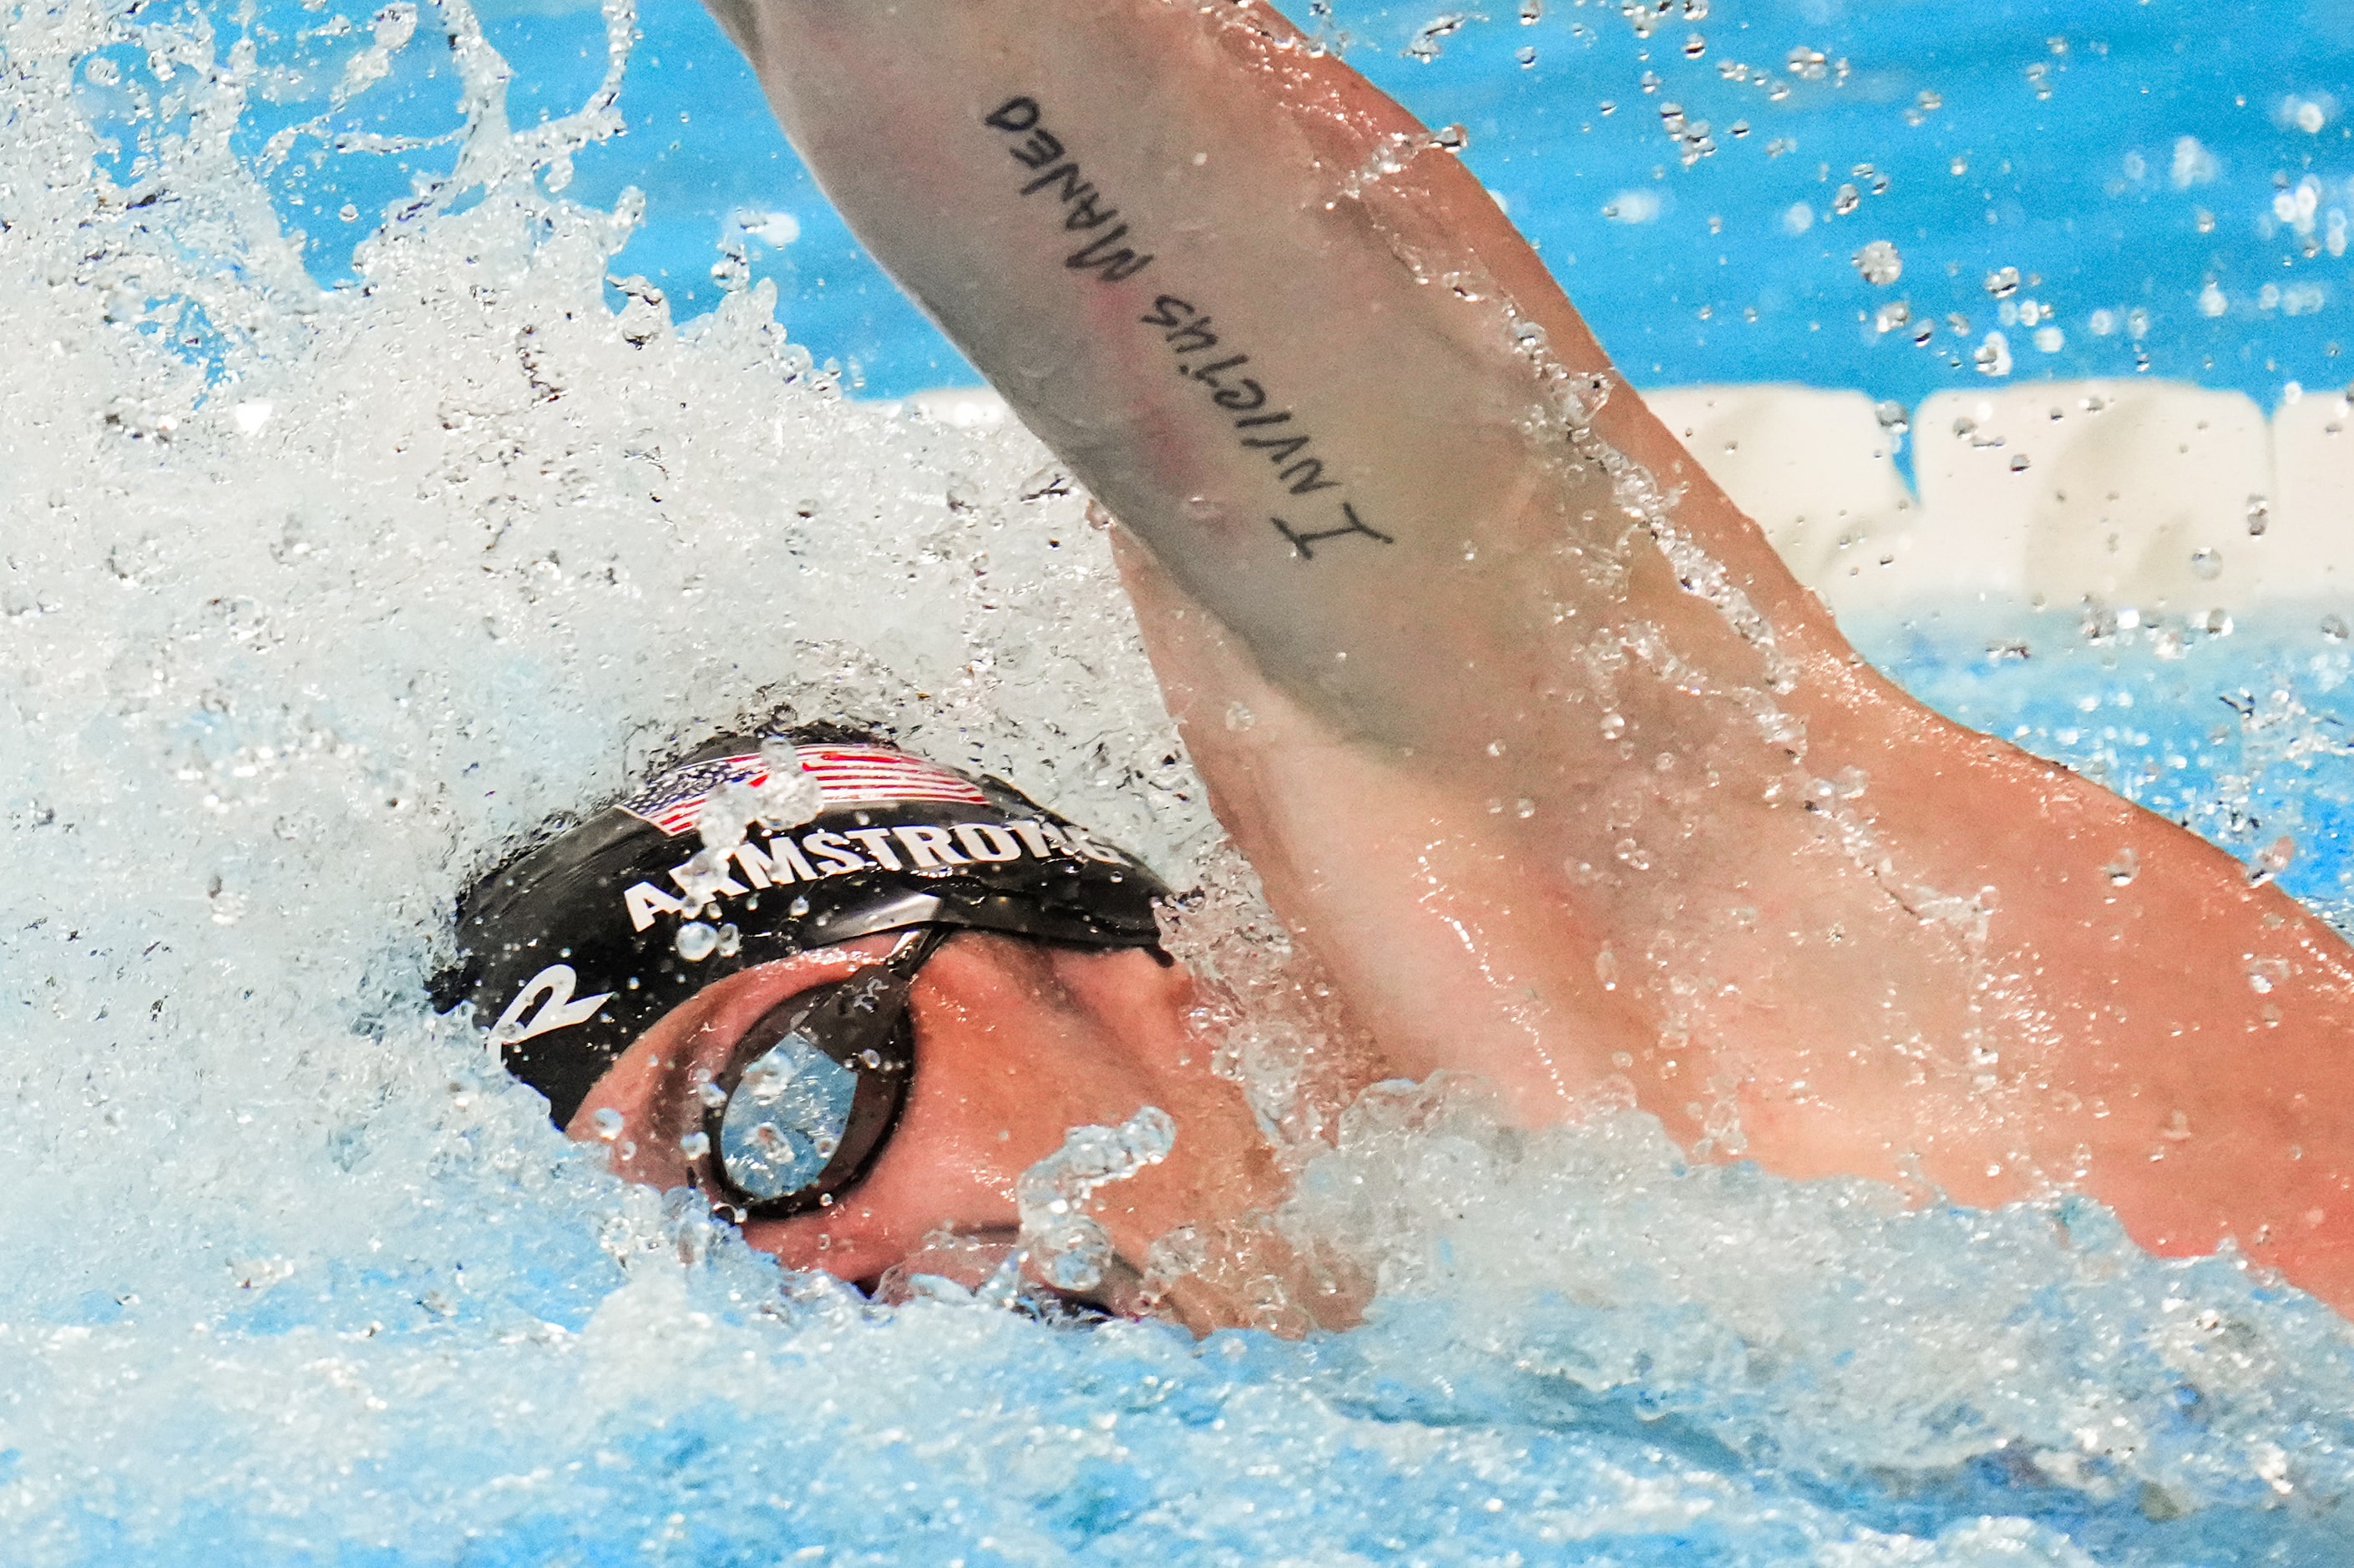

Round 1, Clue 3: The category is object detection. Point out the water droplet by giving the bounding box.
[2246,494,2270,536]
[1984,266,2021,298]
[1223,702,1255,731]
[788,895,812,918]
[753,737,824,829]
[678,1130,710,1157]
[2249,836,2295,885]
[1831,183,1861,216]
[591,1107,625,1141]
[697,1080,729,1110]
[2103,847,2139,887]
[1599,712,1628,739]
[675,921,720,962]
[715,923,742,958]
[2189,548,2224,581]
[2321,613,2349,641]
[1852,239,1901,284]
[858,1049,882,1069]
[1515,44,1536,66]
[676,846,738,903]
[1405,13,1471,60]
[2008,453,2032,473]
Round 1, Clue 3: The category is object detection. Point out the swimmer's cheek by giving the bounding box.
[733,1196,995,1285]
[736,1205,893,1281]
[733,1130,1028,1282]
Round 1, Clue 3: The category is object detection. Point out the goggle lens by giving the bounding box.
[701,927,946,1217]
[718,1034,856,1199]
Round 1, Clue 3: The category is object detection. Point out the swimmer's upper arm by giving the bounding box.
[711,0,1825,760]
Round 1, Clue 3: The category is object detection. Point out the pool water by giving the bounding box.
[543,0,2354,411]
[3,0,2352,1561]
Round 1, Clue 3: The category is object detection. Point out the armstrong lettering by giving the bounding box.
[622,817,1131,931]
[983,98,1392,562]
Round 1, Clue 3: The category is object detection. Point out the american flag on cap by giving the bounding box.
[621,745,990,837]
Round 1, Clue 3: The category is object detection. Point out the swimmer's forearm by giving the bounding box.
[712,0,1815,751]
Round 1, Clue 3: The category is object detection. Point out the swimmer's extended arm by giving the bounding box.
[707,0,1827,759]
[713,0,2354,1313]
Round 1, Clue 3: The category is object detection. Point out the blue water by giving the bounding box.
[8,1,2354,1563]
[248,0,2354,410]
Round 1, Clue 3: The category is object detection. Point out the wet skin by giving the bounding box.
[643,0,2354,1313]
[568,931,1296,1330]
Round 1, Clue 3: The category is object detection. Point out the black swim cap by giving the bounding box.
[439,730,1169,1127]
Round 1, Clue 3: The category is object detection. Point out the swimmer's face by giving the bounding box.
[568,931,1289,1328]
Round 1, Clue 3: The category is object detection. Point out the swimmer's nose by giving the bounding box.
[864,1225,1021,1302]
[863,1225,1161,1320]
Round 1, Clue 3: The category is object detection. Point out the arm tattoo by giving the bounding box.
[985,97,1397,562]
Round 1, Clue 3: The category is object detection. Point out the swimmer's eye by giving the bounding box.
[691,928,944,1218]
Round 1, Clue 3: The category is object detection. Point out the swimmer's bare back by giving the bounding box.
[712,1,2354,1308]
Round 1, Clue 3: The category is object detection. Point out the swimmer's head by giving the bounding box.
[438,729,1317,1328]
[436,727,1170,1196]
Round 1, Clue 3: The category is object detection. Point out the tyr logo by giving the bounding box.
[491,964,613,1045]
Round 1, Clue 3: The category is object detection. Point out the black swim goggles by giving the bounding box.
[692,925,951,1218]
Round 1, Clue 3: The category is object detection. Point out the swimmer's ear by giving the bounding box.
[699,0,757,56]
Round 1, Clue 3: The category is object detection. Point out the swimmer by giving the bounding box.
[447,0,2354,1323]
[448,727,1288,1324]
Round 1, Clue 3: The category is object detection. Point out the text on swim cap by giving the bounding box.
[621,817,1129,931]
